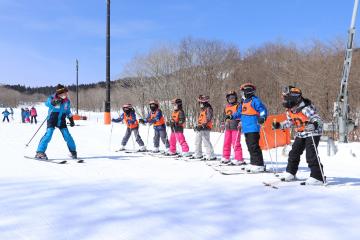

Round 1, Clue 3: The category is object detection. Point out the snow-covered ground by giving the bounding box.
[1,105,360,240]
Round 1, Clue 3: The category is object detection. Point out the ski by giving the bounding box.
[24,156,67,164]
[220,169,272,175]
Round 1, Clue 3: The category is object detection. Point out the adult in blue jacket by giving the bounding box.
[226,83,268,172]
[35,84,77,160]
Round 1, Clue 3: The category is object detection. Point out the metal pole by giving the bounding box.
[104,0,111,124]
[336,0,359,142]
[76,59,79,115]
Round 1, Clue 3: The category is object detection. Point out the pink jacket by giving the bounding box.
[30,108,37,117]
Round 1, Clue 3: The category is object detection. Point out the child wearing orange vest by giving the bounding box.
[166,98,190,157]
[272,86,325,185]
[112,104,146,152]
[191,95,216,160]
[221,91,244,165]
[226,83,268,172]
[139,100,170,153]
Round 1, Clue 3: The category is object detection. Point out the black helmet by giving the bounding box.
[282,86,302,108]
[240,83,256,99]
[171,98,182,105]
[226,90,238,103]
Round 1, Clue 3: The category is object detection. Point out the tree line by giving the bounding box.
[1,37,360,139]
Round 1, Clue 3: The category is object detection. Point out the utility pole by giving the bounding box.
[334,0,359,143]
[104,0,111,124]
[76,59,79,115]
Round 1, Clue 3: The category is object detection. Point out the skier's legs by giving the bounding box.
[121,128,132,146]
[169,132,177,153]
[202,130,215,158]
[60,128,76,152]
[34,116,37,124]
[37,128,55,153]
[132,128,145,146]
[305,136,324,181]
[159,129,170,148]
[194,131,203,157]
[286,137,306,175]
[176,132,189,153]
[245,132,264,166]
[232,130,243,161]
[222,130,232,159]
[31,116,34,124]
[153,129,160,148]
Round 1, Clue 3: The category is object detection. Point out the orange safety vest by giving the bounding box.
[124,114,139,129]
[198,109,213,129]
[241,100,259,116]
[172,111,185,128]
[150,110,165,126]
[225,103,239,116]
[288,111,309,132]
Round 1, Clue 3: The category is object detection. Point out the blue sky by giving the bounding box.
[0,0,357,87]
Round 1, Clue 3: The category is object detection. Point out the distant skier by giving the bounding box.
[24,108,30,123]
[30,106,38,124]
[35,84,77,160]
[221,90,244,165]
[112,104,146,152]
[2,108,10,122]
[139,100,170,153]
[226,83,268,172]
[191,95,216,160]
[272,86,325,185]
[21,108,25,123]
[166,98,190,157]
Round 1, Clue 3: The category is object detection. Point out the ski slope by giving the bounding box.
[0,106,360,240]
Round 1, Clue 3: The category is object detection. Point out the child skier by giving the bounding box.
[272,86,325,185]
[191,95,216,160]
[139,100,170,153]
[2,108,10,122]
[30,106,38,124]
[112,104,146,152]
[226,83,268,172]
[221,91,244,165]
[166,98,190,157]
[35,84,77,159]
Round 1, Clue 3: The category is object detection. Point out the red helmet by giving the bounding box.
[240,83,256,99]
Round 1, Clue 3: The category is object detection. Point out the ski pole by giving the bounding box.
[310,134,327,185]
[261,125,276,174]
[146,124,150,149]
[25,116,47,147]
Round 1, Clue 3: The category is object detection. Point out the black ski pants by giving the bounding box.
[245,132,264,166]
[286,136,324,181]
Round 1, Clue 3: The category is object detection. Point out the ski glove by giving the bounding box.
[304,122,318,132]
[69,117,75,127]
[272,122,281,130]
[225,115,233,120]
[258,117,266,125]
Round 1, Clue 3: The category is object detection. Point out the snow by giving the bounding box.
[1,105,360,240]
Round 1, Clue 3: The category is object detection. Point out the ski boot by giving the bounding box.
[220,157,231,165]
[280,172,296,182]
[35,152,48,160]
[138,146,147,152]
[152,147,160,153]
[181,152,192,158]
[301,177,324,186]
[189,155,203,159]
[246,164,265,173]
[117,145,126,151]
[70,151,77,159]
